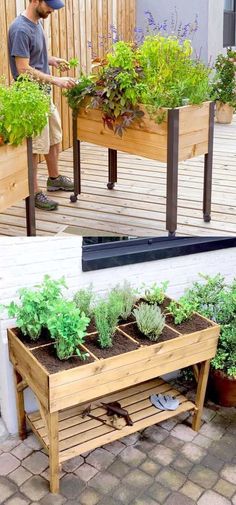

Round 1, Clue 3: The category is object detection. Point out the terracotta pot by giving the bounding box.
[215,101,234,124]
[208,369,236,407]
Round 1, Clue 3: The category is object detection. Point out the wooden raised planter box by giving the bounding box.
[8,307,220,493]
[0,139,35,236]
[72,101,215,235]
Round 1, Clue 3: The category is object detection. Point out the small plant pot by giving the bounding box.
[208,369,236,407]
[215,101,234,124]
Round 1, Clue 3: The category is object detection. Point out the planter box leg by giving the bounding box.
[13,369,27,441]
[71,117,81,203]
[107,149,117,189]
[166,109,179,236]
[192,359,211,432]
[203,102,214,223]
[25,138,36,236]
[48,412,59,494]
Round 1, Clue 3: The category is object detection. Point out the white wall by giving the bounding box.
[0,236,236,433]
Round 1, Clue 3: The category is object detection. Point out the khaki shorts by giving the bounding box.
[32,100,62,155]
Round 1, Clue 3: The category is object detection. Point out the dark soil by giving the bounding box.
[14,327,52,349]
[32,344,95,374]
[86,319,97,334]
[165,313,212,333]
[134,296,173,312]
[119,322,180,346]
[84,330,139,359]
[118,313,136,325]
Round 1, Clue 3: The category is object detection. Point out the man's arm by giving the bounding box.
[15,56,75,89]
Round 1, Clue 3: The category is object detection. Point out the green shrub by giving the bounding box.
[133,302,165,341]
[47,299,90,360]
[144,281,169,305]
[211,324,236,378]
[0,75,50,145]
[94,298,120,348]
[211,54,236,108]
[4,275,67,341]
[108,281,136,320]
[73,285,94,317]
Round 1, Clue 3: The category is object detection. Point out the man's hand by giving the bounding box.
[49,57,70,71]
[53,76,76,89]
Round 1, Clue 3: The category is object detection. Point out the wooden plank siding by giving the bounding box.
[0,0,136,151]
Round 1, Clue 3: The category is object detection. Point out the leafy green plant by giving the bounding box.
[211,324,236,378]
[211,54,236,108]
[94,298,120,348]
[167,298,197,325]
[66,35,212,134]
[133,302,165,341]
[0,75,50,145]
[108,281,136,320]
[73,285,94,317]
[4,275,67,340]
[47,299,90,360]
[144,281,169,305]
[227,48,236,60]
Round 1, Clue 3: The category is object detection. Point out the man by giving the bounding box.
[8,0,76,211]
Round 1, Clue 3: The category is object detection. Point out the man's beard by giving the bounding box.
[36,7,50,18]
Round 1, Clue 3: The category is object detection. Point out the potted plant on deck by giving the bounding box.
[0,76,50,227]
[66,35,215,235]
[212,52,236,124]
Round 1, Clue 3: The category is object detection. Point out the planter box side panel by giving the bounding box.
[0,142,29,212]
[8,329,49,409]
[49,326,219,412]
[178,102,210,162]
[77,107,168,162]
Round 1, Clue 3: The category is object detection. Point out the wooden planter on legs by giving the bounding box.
[71,101,215,236]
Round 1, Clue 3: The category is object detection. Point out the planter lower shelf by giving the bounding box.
[27,377,196,464]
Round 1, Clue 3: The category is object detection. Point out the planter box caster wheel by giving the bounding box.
[70,194,78,203]
[107,182,115,189]
[204,214,211,223]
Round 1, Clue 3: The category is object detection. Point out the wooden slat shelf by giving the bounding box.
[26,377,196,463]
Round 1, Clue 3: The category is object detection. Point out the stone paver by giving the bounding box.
[214,478,236,498]
[164,491,195,505]
[139,459,161,477]
[149,444,175,465]
[108,460,131,479]
[188,464,218,488]
[12,443,33,461]
[132,496,161,505]
[119,446,146,466]
[9,466,32,486]
[4,493,30,505]
[86,448,115,471]
[23,434,42,450]
[103,440,125,455]
[180,480,203,500]
[0,453,20,475]
[74,463,99,482]
[171,424,196,442]
[144,426,169,444]
[155,468,186,491]
[20,475,48,501]
[147,482,171,503]
[199,422,224,440]
[22,451,48,474]
[79,488,101,505]
[197,489,232,505]
[123,468,153,490]
[113,482,140,503]
[171,456,194,475]
[181,442,207,463]
[89,471,119,494]
[220,464,236,484]
[40,492,66,505]
[61,455,83,473]
[60,474,85,499]
[0,476,17,504]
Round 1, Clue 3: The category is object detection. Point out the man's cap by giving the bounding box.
[44,0,64,9]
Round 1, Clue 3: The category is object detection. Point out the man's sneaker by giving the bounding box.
[47,175,74,192]
[35,191,58,211]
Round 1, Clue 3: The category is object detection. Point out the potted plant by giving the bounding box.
[66,36,215,235]
[212,53,236,124]
[0,76,50,224]
[183,274,236,406]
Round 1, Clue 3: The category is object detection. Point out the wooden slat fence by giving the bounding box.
[0,0,136,150]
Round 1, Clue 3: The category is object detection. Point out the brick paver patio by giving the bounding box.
[0,380,235,505]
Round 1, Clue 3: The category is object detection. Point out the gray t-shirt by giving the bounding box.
[8,14,50,80]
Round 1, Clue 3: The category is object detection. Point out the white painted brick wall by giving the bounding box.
[0,236,236,433]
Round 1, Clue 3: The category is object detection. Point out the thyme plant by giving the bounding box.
[133,303,165,341]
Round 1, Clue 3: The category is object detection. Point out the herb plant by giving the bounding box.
[0,75,50,145]
[144,281,169,305]
[133,302,165,341]
[167,298,197,325]
[66,34,212,135]
[211,54,236,108]
[73,285,94,317]
[94,298,120,348]
[108,281,136,320]
[47,299,90,360]
[211,324,236,378]
[4,275,67,340]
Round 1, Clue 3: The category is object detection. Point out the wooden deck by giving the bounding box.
[1,117,236,237]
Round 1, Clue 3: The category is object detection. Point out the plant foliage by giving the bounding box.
[144,281,169,305]
[47,299,90,360]
[0,75,50,145]
[211,53,236,108]
[73,285,94,317]
[167,298,197,325]
[4,275,67,340]
[94,298,120,348]
[108,281,136,320]
[133,302,165,341]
